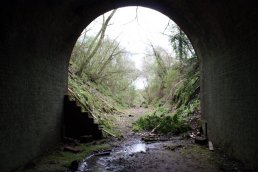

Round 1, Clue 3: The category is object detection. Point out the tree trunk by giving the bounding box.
[76,9,117,76]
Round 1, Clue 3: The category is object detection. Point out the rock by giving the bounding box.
[142,135,169,143]
[208,140,214,151]
[69,160,79,171]
[106,167,115,171]
[142,137,158,142]
[194,136,208,145]
[189,117,199,130]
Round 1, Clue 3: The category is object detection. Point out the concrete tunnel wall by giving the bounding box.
[0,0,258,171]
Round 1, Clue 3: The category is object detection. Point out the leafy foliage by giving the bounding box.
[69,9,200,136]
[136,24,200,135]
[133,107,188,134]
[70,19,140,107]
[68,11,143,137]
[170,24,196,60]
[136,56,200,134]
[68,70,123,137]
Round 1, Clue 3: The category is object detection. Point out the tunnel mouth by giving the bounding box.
[65,6,206,171]
[1,1,257,171]
[67,5,200,139]
[66,4,199,138]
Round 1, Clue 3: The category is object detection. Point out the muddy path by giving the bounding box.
[74,108,249,172]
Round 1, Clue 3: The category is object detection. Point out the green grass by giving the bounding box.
[181,145,224,167]
[68,73,124,138]
[20,143,111,172]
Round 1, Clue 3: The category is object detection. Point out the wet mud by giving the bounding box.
[69,108,248,172]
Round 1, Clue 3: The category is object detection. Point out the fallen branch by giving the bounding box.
[151,123,161,133]
[63,146,82,153]
[102,128,117,138]
[94,150,112,156]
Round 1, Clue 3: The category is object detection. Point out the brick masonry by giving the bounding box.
[0,0,258,171]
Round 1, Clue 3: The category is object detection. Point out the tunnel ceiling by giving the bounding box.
[1,0,258,171]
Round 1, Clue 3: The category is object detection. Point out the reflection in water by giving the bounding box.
[124,143,146,154]
[73,141,147,172]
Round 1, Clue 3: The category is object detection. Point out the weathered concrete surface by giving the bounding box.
[0,0,258,171]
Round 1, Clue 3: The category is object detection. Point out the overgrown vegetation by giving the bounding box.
[21,143,111,172]
[133,107,188,134]
[68,71,123,137]
[181,144,224,168]
[134,23,200,134]
[69,9,200,136]
[68,10,141,137]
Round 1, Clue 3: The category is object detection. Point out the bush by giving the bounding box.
[133,108,189,134]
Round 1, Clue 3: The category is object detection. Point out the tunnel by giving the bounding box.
[0,0,258,171]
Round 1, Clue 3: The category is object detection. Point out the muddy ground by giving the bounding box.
[76,108,250,172]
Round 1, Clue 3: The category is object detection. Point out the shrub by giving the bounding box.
[133,108,189,134]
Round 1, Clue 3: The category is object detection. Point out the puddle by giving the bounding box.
[67,136,181,172]
[120,143,146,154]
[70,141,148,172]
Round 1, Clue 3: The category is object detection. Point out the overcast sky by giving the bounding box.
[85,6,174,89]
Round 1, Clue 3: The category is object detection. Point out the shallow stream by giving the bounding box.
[74,139,149,172]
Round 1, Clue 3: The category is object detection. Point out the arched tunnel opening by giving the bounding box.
[64,7,205,171]
[0,0,258,171]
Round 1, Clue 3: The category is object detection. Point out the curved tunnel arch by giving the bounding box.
[0,0,258,171]
[62,0,228,70]
[68,5,199,65]
[66,1,202,63]
[57,1,258,168]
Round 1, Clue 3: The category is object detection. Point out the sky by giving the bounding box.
[85,7,174,89]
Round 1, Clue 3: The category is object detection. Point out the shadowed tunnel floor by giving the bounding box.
[76,108,247,172]
[1,0,258,171]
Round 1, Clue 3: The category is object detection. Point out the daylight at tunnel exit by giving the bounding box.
[0,1,258,172]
